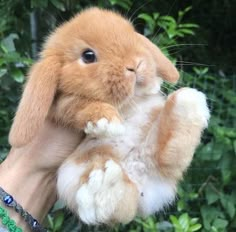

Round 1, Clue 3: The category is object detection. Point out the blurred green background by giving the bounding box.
[0,0,235,231]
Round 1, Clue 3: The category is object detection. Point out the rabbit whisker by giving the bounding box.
[129,0,153,24]
[161,43,207,50]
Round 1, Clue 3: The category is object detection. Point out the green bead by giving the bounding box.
[0,206,6,216]
[9,226,16,232]
[8,219,16,226]
[0,206,23,232]
[2,215,10,225]
[8,219,16,232]
[15,228,23,232]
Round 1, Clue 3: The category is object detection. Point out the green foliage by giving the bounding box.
[138,6,198,40]
[170,213,201,232]
[137,6,199,61]
[0,33,32,152]
[0,0,235,231]
[166,69,236,232]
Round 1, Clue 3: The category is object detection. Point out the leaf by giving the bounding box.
[0,44,8,53]
[52,200,65,212]
[159,15,176,24]
[210,226,218,232]
[47,215,54,229]
[220,156,232,184]
[135,218,150,228]
[12,69,25,83]
[177,6,193,25]
[157,221,173,231]
[21,58,33,66]
[205,186,219,204]
[153,12,160,20]
[167,27,178,39]
[0,69,7,78]
[50,0,65,11]
[190,218,199,225]
[170,215,182,230]
[179,213,189,231]
[54,211,64,231]
[197,142,214,160]
[189,224,202,232]
[226,203,235,219]
[1,33,19,52]
[183,6,193,14]
[156,21,168,30]
[175,31,185,37]
[146,217,157,230]
[178,28,195,35]
[193,67,209,76]
[200,206,224,230]
[1,51,21,64]
[213,218,228,229]
[109,0,132,9]
[220,194,236,218]
[138,13,156,32]
[178,23,199,28]
[177,199,186,211]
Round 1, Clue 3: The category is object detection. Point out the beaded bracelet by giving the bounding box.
[0,206,22,232]
[0,187,47,232]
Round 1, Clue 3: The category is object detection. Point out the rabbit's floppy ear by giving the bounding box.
[9,57,60,147]
[137,33,179,83]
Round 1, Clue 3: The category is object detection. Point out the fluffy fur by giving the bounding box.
[9,7,210,225]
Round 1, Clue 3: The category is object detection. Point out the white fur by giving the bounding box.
[138,177,176,216]
[84,118,126,137]
[135,78,163,96]
[77,94,175,218]
[95,160,125,223]
[58,88,209,224]
[57,161,87,207]
[149,78,163,94]
[174,88,210,127]
[75,160,126,224]
[76,184,97,224]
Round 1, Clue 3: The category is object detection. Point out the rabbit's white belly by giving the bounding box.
[119,95,176,215]
[79,94,176,215]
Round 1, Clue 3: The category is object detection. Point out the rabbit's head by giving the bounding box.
[9,7,179,147]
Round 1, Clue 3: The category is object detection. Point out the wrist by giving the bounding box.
[0,149,57,231]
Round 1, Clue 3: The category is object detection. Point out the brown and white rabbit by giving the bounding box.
[9,8,210,225]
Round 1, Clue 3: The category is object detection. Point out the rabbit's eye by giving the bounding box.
[81,49,97,64]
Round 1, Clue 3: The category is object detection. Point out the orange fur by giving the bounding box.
[141,107,163,139]
[137,34,179,83]
[155,89,203,180]
[9,7,179,147]
[68,145,139,223]
[9,57,61,146]
[9,7,208,225]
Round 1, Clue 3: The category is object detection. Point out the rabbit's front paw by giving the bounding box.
[171,88,210,127]
[84,118,125,137]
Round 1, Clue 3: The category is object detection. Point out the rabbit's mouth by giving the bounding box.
[134,76,163,96]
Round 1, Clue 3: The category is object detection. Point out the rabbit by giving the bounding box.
[9,7,210,225]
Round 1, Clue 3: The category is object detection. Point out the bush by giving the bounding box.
[0,1,235,231]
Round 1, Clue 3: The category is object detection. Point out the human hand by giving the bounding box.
[0,120,81,230]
